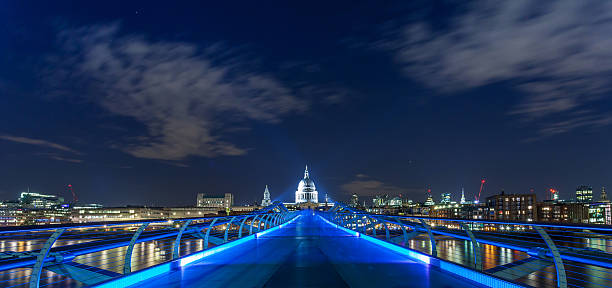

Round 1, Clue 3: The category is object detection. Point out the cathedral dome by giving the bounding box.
[295,165,318,203]
[298,177,316,192]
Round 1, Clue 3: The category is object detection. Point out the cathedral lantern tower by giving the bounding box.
[295,165,318,203]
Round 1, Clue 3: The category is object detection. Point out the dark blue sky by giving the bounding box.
[1,1,611,206]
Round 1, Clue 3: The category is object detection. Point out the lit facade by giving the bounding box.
[295,166,318,203]
[576,185,593,203]
[486,191,536,222]
[537,201,589,223]
[350,193,359,207]
[424,196,435,206]
[440,193,451,204]
[589,202,611,225]
[197,193,234,209]
[19,192,64,209]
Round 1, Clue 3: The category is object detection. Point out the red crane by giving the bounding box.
[67,184,78,203]
[475,178,486,203]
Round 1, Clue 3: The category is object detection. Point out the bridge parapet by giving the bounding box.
[0,202,296,288]
[322,202,612,288]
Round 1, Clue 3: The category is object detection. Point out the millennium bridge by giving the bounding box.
[0,202,610,288]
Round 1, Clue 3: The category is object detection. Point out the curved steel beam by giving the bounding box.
[171,220,192,260]
[238,215,250,238]
[249,215,260,235]
[534,226,567,288]
[29,228,66,288]
[394,217,409,243]
[459,223,482,271]
[366,216,377,237]
[419,219,437,257]
[224,217,237,243]
[123,223,149,274]
[204,218,218,249]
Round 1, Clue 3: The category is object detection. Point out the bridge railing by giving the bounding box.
[0,202,296,288]
[322,202,612,288]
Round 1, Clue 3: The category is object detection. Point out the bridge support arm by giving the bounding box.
[123,223,149,274]
[249,215,260,235]
[366,216,377,236]
[172,220,192,259]
[534,226,567,288]
[382,221,390,241]
[395,217,409,243]
[224,217,236,242]
[238,216,250,238]
[419,219,438,257]
[204,218,219,249]
[459,223,482,271]
[29,228,66,288]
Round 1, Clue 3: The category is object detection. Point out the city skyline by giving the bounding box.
[2,1,612,207]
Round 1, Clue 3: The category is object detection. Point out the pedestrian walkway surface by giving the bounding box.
[132,211,479,288]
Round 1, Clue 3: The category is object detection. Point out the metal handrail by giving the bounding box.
[0,202,296,288]
[323,202,612,288]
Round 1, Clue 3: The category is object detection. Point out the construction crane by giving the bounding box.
[475,178,486,203]
[67,184,78,203]
[549,188,559,201]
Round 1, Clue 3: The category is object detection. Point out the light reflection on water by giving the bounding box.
[0,233,221,287]
[0,227,610,288]
[395,233,612,288]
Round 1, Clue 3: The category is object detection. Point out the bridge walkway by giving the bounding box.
[131,211,482,288]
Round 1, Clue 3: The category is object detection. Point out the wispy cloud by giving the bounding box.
[0,135,83,163]
[377,1,612,137]
[0,135,80,154]
[36,153,83,163]
[50,24,309,161]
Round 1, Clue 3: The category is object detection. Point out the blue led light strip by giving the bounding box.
[318,215,524,288]
[93,214,300,288]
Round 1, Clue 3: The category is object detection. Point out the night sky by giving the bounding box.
[1,1,611,206]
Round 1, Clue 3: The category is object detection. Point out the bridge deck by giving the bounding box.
[131,211,480,288]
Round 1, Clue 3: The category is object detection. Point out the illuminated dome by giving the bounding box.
[295,165,318,203]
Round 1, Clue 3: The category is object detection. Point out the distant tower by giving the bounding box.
[601,186,609,202]
[576,185,593,203]
[350,193,359,207]
[440,193,451,204]
[460,188,466,204]
[424,186,435,206]
[261,185,272,206]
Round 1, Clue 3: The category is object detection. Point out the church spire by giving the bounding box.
[261,185,271,206]
[304,165,309,178]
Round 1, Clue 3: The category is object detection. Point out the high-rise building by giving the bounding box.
[424,196,435,206]
[440,193,451,204]
[261,185,272,207]
[460,188,466,204]
[589,202,611,225]
[537,202,589,223]
[388,196,402,207]
[373,195,387,207]
[576,185,593,203]
[350,193,359,207]
[19,192,64,209]
[295,165,318,203]
[486,191,536,222]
